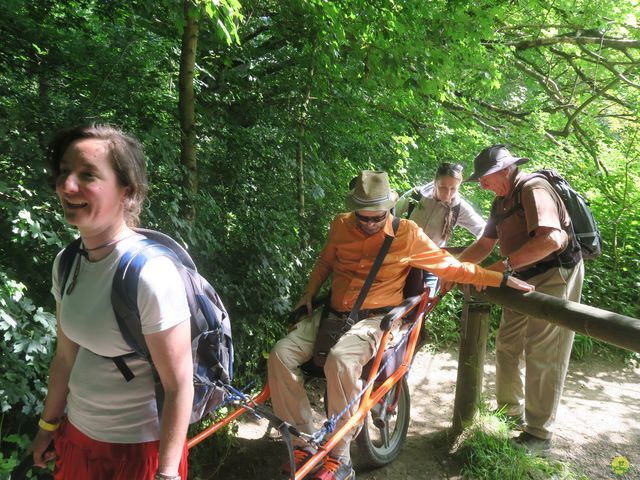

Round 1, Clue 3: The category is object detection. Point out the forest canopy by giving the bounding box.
[1,0,639,472]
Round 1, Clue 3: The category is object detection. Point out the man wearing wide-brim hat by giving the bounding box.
[267,169,533,480]
[457,144,585,456]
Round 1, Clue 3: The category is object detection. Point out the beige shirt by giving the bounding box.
[395,183,486,247]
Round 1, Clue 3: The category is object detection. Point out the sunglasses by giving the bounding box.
[355,211,388,224]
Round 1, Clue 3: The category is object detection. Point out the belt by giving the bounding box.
[328,306,394,321]
[514,258,578,281]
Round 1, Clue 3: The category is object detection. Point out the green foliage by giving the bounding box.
[1,0,639,474]
[427,292,465,348]
[0,274,55,416]
[199,0,243,45]
[459,412,588,479]
[187,409,238,479]
[0,432,32,479]
[0,274,56,476]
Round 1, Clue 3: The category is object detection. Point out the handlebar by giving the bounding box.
[287,294,329,324]
[380,295,423,331]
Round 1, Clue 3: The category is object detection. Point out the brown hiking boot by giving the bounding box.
[510,431,552,457]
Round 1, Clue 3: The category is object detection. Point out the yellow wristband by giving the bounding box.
[38,418,60,432]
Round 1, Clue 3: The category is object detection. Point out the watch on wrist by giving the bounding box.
[502,256,513,273]
[500,271,509,288]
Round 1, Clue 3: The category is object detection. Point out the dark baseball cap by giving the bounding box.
[465,144,529,182]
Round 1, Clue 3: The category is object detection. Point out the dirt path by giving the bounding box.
[208,349,640,479]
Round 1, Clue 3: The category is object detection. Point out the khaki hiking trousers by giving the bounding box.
[496,261,584,439]
[268,309,392,459]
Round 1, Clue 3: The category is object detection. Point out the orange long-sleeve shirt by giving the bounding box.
[306,213,502,312]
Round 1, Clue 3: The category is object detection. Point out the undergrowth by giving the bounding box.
[187,407,238,480]
[457,411,589,480]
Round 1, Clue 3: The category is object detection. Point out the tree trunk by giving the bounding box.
[178,1,199,222]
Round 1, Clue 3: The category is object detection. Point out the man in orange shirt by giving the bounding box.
[267,170,533,480]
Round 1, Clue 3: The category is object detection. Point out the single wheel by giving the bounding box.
[355,376,410,468]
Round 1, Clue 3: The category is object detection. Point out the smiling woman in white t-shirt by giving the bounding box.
[30,124,192,480]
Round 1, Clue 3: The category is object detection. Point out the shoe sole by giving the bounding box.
[310,467,356,480]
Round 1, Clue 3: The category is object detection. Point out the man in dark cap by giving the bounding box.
[457,144,584,455]
[268,170,534,479]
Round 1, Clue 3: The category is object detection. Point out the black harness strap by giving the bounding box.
[280,423,298,480]
[406,188,423,218]
[347,216,400,324]
[112,354,136,382]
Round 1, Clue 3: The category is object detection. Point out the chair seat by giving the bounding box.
[361,338,409,381]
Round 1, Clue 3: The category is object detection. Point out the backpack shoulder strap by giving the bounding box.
[513,171,568,216]
[110,236,189,419]
[58,238,82,299]
[111,238,182,358]
[406,188,424,219]
[133,228,196,270]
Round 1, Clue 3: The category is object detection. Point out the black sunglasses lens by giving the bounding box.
[356,212,387,223]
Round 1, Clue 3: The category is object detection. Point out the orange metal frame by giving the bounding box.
[187,291,438,480]
[187,384,271,449]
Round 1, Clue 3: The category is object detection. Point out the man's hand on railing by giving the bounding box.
[443,276,534,294]
[505,275,535,292]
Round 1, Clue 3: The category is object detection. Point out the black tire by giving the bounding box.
[355,376,410,468]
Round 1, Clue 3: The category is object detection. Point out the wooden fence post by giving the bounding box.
[451,289,492,436]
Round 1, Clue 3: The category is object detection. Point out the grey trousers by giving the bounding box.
[496,261,585,439]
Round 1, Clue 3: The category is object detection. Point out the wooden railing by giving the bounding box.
[451,286,640,434]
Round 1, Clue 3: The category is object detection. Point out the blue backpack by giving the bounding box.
[58,228,233,423]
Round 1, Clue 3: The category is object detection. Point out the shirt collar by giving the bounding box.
[347,212,357,230]
[505,170,527,199]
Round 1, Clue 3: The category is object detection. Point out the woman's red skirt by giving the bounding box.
[53,420,188,480]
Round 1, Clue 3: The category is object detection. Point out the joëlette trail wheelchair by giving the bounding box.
[188,267,440,479]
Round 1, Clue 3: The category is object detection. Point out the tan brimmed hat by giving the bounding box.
[345,170,398,211]
[465,144,529,182]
